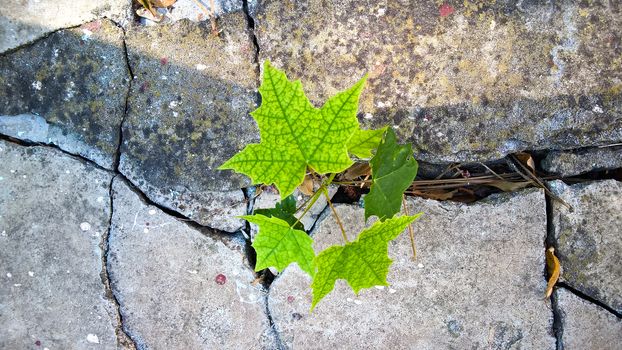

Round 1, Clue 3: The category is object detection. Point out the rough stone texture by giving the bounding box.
[549,180,622,314]
[0,0,131,53]
[108,178,276,349]
[269,189,555,349]
[0,140,119,348]
[0,20,129,169]
[254,0,622,163]
[541,146,622,177]
[121,15,258,232]
[556,288,622,349]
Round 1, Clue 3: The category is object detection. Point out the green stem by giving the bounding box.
[324,187,348,243]
[292,189,323,229]
[291,173,337,229]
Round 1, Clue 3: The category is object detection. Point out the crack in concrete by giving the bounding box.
[103,175,139,350]
[108,19,134,172]
[544,194,564,350]
[545,188,621,349]
[0,134,240,244]
[263,293,286,350]
[242,0,261,88]
[236,7,290,347]
[557,282,622,319]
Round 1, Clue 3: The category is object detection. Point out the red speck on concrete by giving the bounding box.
[287,295,295,303]
[215,274,227,285]
[35,340,41,346]
[160,57,169,65]
[82,21,102,32]
[439,3,455,17]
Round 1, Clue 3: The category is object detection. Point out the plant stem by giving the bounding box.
[402,195,416,260]
[292,173,337,229]
[325,187,348,243]
[292,188,323,229]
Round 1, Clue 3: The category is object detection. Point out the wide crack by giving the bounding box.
[103,175,139,349]
[242,0,261,87]
[237,6,289,348]
[544,183,621,350]
[108,19,134,172]
[545,194,564,349]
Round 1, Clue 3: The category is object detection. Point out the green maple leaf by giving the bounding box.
[310,214,422,310]
[347,127,387,159]
[219,60,367,199]
[253,194,304,230]
[244,214,316,276]
[364,128,418,221]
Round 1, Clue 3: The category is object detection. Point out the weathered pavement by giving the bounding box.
[1,0,621,349]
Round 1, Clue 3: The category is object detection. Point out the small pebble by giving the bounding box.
[80,222,91,231]
[28,271,34,277]
[86,334,99,344]
[6,273,12,278]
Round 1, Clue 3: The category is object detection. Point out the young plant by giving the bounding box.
[219,60,421,309]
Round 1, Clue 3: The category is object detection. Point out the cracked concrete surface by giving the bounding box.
[1,0,621,348]
[0,140,119,349]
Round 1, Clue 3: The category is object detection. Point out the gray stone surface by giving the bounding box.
[254,1,622,163]
[108,178,276,349]
[541,146,622,177]
[269,189,555,349]
[120,15,258,232]
[556,288,622,350]
[0,0,131,53]
[0,20,130,169]
[549,180,622,314]
[0,140,119,349]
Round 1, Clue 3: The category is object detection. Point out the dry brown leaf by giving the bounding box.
[545,247,560,299]
[298,175,314,196]
[515,152,535,174]
[488,180,531,192]
[412,189,458,201]
[343,163,371,180]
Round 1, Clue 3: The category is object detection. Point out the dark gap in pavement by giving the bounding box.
[557,282,622,319]
[242,0,260,76]
[263,298,286,350]
[108,18,134,172]
[550,291,564,350]
[242,186,258,273]
[103,174,139,350]
[545,194,563,350]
